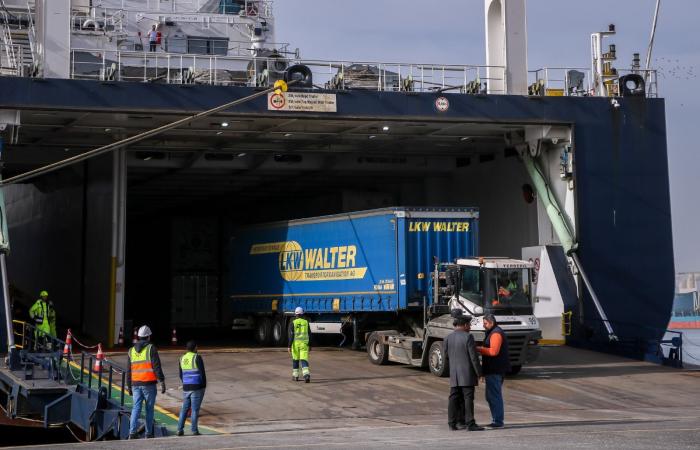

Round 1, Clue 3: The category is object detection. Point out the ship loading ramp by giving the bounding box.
[0,74,674,362]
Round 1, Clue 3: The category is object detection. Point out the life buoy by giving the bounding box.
[156,31,162,45]
[284,65,313,88]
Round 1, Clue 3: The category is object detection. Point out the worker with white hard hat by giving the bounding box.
[126,325,166,439]
[288,307,312,383]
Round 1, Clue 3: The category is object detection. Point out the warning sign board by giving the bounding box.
[268,92,337,112]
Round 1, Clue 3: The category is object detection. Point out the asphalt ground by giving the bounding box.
[7,345,700,449]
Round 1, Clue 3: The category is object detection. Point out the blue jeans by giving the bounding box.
[129,384,157,436]
[485,374,505,426]
[178,389,205,433]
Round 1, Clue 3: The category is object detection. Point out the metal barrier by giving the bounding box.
[69,48,506,93]
[529,66,658,97]
[4,322,166,439]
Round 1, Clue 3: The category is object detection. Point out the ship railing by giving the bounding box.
[0,42,24,76]
[298,59,505,94]
[529,66,658,98]
[528,67,593,97]
[71,6,127,34]
[69,48,507,94]
[12,320,129,408]
[96,0,274,17]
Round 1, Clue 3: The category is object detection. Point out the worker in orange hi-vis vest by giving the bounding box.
[126,325,165,439]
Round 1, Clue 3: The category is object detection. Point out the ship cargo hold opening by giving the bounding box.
[4,110,548,344]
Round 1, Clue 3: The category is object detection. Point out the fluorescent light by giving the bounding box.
[221,122,229,127]
[460,137,472,142]
[284,133,293,137]
[216,131,223,135]
[368,135,376,139]
[382,126,390,131]
[237,152,247,157]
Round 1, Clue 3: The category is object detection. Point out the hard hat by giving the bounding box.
[294,307,304,315]
[40,290,49,297]
[137,325,152,338]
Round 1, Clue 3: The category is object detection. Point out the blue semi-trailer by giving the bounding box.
[228,207,541,376]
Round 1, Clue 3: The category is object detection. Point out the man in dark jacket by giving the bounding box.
[177,340,207,436]
[126,325,165,439]
[443,315,484,431]
[477,314,510,428]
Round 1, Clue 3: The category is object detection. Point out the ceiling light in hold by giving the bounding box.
[284,133,293,137]
[221,122,229,127]
[460,137,472,142]
[237,152,247,157]
[216,131,223,135]
[368,135,376,139]
[382,126,390,131]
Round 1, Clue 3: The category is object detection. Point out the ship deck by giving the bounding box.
[9,345,697,449]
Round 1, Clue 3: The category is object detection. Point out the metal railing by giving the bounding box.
[0,5,37,76]
[69,48,506,93]
[529,66,658,97]
[85,0,273,17]
[12,320,129,407]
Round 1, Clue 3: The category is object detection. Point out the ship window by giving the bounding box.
[219,0,243,15]
[187,38,228,56]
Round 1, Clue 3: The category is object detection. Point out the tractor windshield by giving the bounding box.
[460,266,533,315]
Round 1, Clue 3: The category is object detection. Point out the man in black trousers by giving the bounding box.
[444,315,484,431]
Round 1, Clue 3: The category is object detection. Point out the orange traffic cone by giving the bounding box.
[93,344,104,373]
[132,327,138,344]
[117,327,124,347]
[62,329,73,357]
[171,328,178,346]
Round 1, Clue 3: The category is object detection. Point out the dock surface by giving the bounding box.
[7,346,700,449]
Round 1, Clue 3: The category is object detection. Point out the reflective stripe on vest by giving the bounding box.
[293,318,309,344]
[180,351,202,385]
[130,344,157,382]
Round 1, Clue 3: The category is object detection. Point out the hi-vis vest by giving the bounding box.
[129,344,157,383]
[180,351,202,385]
[293,318,309,344]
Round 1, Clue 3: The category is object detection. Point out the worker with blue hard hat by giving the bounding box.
[288,307,311,383]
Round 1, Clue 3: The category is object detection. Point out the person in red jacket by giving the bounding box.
[476,314,510,428]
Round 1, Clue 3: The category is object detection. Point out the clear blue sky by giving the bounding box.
[276,0,699,273]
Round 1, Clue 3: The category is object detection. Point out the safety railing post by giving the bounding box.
[143,52,147,82]
[87,356,93,397]
[120,371,126,406]
[80,352,85,384]
[108,365,113,398]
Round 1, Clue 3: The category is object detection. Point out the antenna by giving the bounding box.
[644,0,661,85]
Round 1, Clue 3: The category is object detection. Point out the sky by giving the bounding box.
[275,0,700,274]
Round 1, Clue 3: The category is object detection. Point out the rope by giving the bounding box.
[69,333,99,350]
[65,423,88,443]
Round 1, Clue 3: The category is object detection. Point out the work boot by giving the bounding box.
[293,376,299,382]
[128,433,139,440]
[146,433,155,439]
[177,430,184,436]
[304,375,310,383]
[467,424,485,431]
[193,430,201,436]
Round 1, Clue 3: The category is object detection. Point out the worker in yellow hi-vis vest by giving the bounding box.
[29,290,56,349]
[288,307,311,383]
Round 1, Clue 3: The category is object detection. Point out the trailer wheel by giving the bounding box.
[508,365,522,376]
[272,316,288,347]
[366,332,389,365]
[428,340,449,377]
[255,317,272,345]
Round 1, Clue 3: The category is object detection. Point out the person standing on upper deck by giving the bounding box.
[148,25,158,52]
